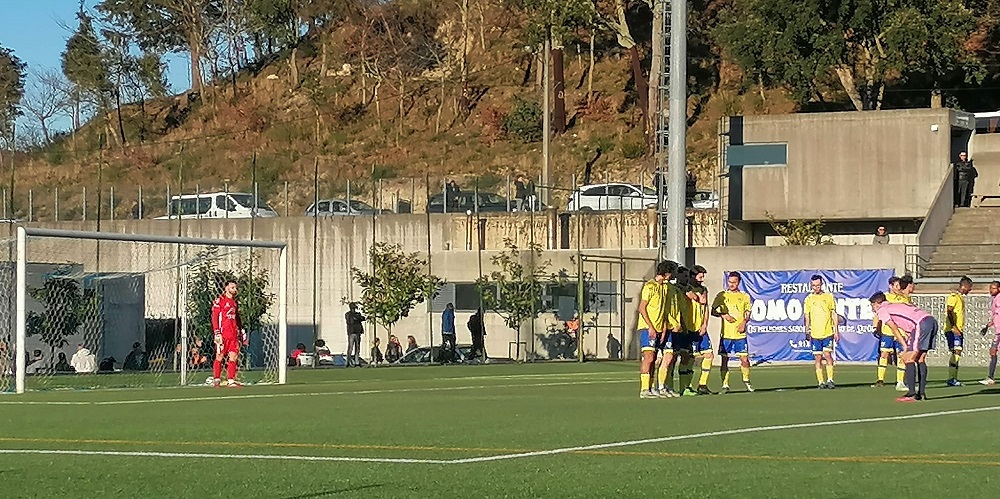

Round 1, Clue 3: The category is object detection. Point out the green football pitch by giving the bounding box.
[2,363,999,498]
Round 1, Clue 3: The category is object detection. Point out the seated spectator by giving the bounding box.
[314,339,335,365]
[25,350,45,375]
[566,314,580,338]
[55,352,73,372]
[189,338,210,369]
[71,344,97,373]
[385,335,403,363]
[123,342,148,371]
[370,337,384,366]
[406,335,418,354]
[291,343,308,366]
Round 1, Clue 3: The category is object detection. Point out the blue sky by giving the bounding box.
[2,0,189,133]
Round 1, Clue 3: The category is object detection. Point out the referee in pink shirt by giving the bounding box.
[979,281,1000,386]
[870,292,939,402]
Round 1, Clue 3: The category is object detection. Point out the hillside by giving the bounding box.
[12,2,802,221]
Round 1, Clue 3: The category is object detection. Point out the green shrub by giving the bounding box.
[620,139,647,160]
[503,97,543,143]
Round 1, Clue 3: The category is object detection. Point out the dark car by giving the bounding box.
[428,191,515,213]
[396,344,475,364]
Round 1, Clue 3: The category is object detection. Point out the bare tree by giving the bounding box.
[21,68,71,144]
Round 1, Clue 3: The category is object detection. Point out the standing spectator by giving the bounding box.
[468,308,487,362]
[514,175,537,211]
[406,335,419,354]
[385,335,403,363]
[954,151,978,207]
[370,337,384,367]
[873,226,890,245]
[441,303,456,358]
[446,179,461,209]
[345,303,365,367]
[131,200,144,220]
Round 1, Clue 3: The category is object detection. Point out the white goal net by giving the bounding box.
[1,227,287,393]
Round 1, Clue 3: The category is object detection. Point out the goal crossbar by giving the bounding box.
[13,227,288,394]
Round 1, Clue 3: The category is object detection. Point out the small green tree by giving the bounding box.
[186,248,276,341]
[476,240,553,333]
[26,271,99,369]
[767,213,834,246]
[349,243,444,338]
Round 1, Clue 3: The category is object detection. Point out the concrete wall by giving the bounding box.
[972,133,1000,206]
[734,109,968,222]
[14,217,908,363]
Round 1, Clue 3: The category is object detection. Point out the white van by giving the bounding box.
[155,192,279,220]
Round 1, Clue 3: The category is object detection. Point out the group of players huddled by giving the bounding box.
[636,262,1000,403]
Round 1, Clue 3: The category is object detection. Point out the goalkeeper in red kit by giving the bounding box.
[212,280,247,387]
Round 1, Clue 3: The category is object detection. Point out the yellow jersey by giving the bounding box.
[804,292,837,339]
[946,292,966,333]
[712,290,752,340]
[637,280,666,332]
[683,284,708,332]
[664,282,684,332]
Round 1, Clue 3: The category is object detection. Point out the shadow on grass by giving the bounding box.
[924,387,1000,400]
[717,381,878,394]
[283,484,384,499]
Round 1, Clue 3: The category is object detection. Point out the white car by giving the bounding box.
[155,192,279,220]
[567,183,660,211]
[691,191,719,210]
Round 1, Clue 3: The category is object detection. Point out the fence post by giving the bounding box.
[28,189,33,223]
[83,187,87,221]
[195,184,201,220]
[284,181,289,217]
[2,188,6,220]
[110,185,115,222]
[54,187,59,222]
[138,186,143,220]
[165,184,170,219]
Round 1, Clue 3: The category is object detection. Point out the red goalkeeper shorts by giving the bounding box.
[216,335,241,357]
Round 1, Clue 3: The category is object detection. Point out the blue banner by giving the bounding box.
[729,269,895,363]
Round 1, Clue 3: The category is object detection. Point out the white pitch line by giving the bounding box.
[0,449,450,465]
[0,378,632,406]
[449,404,1000,464]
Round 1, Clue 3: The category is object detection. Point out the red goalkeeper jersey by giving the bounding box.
[212,295,241,339]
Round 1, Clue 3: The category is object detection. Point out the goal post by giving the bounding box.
[6,227,287,394]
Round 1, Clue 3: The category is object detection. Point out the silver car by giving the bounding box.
[305,199,380,217]
[567,183,660,211]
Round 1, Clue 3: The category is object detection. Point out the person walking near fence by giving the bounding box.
[441,303,457,363]
[468,308,487,363]
[345,303,365,367]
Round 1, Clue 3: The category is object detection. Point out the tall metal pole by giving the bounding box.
[541,34,551,208]
[664,0,687,264]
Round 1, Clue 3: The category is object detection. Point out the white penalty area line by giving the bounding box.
[0,377,633,406]
[3,405,999,466]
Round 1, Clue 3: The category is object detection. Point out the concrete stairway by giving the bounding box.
[920,208,1000,278]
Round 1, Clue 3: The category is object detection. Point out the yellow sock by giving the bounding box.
[740,366,751,383]
[949,352,961,380]
[877,357,887,382]
[825,364,834,382]
[722,370,731,386]
[816,368,825,384]
[640,373,651,392]
[657,365,668,390]
[699,358,712,386]
[896,365,906,384]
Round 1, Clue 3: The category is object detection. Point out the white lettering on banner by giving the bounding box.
[779,282,845,294]
[750,298,874,325]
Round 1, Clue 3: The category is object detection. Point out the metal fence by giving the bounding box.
[912,293,995,368]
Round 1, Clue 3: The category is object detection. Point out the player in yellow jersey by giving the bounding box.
[683,265,711,396]
[637,261,670,399]
[655,262,683,398]
[945,276,972,387]
[804,275,840,389]
[711,271,753,393]
[872,276,910,390]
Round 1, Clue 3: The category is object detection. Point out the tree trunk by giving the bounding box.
[552,44,566,134]
[834,66,864,111]
[628,46,649,132]
[190,37,203,93]
[648,0,665,148]
[289,47,299,87]
[477,0,486,50]
[436,73,445,134]
[114,88,126,147]
[321,36,328,78]
[460,0,470,88]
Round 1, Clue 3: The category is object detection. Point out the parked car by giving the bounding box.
[428,191,515,213]
[691,191,719,210]
[305,198,388,217]
[155,192,278,220]
[567,183,660,211]
[396,344,475,364]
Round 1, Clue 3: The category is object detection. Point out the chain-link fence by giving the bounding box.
[912,293,995,368]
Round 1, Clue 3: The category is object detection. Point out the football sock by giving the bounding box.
[213,360,222,380]
[877,356,887,382]
[657,364,669,390]
[949,352,960,380]
[989,356,998,379]
[904,363,917,395]
[918,362,928,396]
[698,358,712,386]
[640,373,651,392]
[227,361,237,381]
[740,366,751,383]
[896,363,906,384]
[825,364,834,382]
[815,368,825,384]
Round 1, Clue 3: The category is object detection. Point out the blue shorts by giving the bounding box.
[693,334,712,355]
[657,332,674,353]
[879,335,902,352]
[639,329,657,352]
[810,337,834,354]
[719,338,748,357]
[945,332,963,352]
[672,332,694,353]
